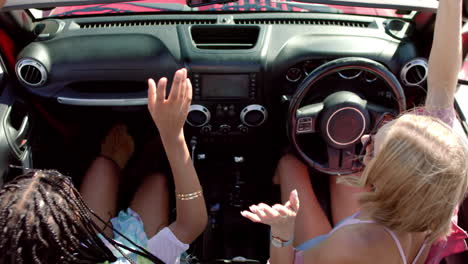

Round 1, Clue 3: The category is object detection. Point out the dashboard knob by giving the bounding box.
[240,104,268,127]
[238,124,249,134]
[220,124,231,134]
[186,105,211,127]
[201,125,212,134]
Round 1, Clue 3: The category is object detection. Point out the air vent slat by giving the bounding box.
[400,58,428,87]
[16,59,47,87]
[79,19,216,28]
[234,18,370,28]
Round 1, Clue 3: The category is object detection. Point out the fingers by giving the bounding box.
[169,68,186,100]
[186,78,193,103]
[251,205,267,218]
[288,189,300,212]
[148,78,157,112]
[272,204,292,218]
[258,203,279,218]
[360,134,370,145]
[242,202,296,224]
[156,77,167,103]
[150,69,191,105]
[241,210,262,223]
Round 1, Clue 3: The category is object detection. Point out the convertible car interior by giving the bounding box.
[0,0,467,263]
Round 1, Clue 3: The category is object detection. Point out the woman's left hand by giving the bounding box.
[241,189,299,241]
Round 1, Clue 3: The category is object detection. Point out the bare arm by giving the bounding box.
[148,69,208,244]
[426,0,462,109]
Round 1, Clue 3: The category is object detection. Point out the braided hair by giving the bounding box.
[0,170,163,264]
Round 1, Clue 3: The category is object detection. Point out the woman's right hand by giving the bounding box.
[147,69,192,141]
[241,190,299,241]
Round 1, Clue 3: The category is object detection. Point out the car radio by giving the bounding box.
[187,72,267,138]
[192,73,257,101]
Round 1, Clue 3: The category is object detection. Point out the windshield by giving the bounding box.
[29,0,405,19]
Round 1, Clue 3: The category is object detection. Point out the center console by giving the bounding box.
[186,72,268,141]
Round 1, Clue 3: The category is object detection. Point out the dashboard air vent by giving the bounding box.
[79,19,216,28]
[191,26,259,49]
[400,58,428,87]
[235,19,371,28]
[16,59,47,87]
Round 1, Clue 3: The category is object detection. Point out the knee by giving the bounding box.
[87,156,120,183]
[275,153,310,183]
[277,153,305,172]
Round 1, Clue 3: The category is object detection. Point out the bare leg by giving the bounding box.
[80,156,120,237]
[80,124,134,237]
[275,154,332,247]
[130,172,170,238]
[329,175,364,225]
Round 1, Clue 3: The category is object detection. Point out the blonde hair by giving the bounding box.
[341,114,468,243]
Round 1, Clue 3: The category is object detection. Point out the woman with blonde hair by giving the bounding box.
[242,0,468,263]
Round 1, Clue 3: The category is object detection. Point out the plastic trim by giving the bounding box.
[57,97,148,106]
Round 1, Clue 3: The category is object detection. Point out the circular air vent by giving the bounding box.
[240,104,268,127]
[186,104,211,127]
[400,58,428,86]
[16,59,47,87]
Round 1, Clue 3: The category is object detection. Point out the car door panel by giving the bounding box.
[0,55,32,186]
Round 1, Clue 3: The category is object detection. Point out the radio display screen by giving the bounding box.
[201,74,249,98]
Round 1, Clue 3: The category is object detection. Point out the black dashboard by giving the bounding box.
[14,12,427,141]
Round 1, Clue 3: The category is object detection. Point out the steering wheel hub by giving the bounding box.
[325,107,366,147]
[318,91,370,149]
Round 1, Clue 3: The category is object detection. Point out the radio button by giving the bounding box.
[238,124,249,134]
[201,125,212,134]
[220,124,231,134]
[216,104,224,118]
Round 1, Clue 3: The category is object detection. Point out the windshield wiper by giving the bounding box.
[270,0,342,13]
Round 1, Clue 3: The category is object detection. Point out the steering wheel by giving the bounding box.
[288,57,406,175]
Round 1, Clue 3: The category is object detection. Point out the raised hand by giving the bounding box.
[241,189,299,240]
[147,69,192,141]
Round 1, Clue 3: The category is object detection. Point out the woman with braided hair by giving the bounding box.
[0,68,207,264]
[0,170,144,264]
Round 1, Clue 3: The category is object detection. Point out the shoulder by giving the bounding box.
[411,106,456,127]
[304,223,394,264]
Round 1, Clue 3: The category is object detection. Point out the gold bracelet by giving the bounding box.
[176,190,203,200]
